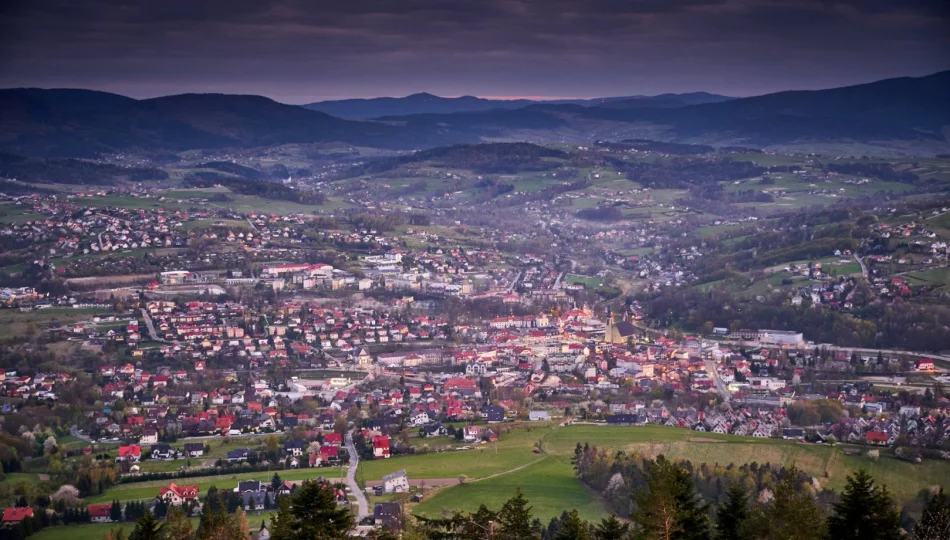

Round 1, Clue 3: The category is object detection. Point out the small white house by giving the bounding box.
[383,469,410,493]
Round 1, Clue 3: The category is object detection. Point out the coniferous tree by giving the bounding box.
[914,489,950,540]
[555,509,591,540]
[271,481,354,539]
[128,510,162,540]
[741,468,825,540]
[595,515,630,540]
[826,470,901,540]
[631,455,711,540]
[715,484,749,540]
[110,500,122,522]
[497,489,537,540]
[163,508,193,540]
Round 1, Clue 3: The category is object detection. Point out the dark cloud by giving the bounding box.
[0,0,947,101]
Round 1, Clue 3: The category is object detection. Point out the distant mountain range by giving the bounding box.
[302,91,732,119]
[0,71,947,158]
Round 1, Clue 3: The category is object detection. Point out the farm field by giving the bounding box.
[359,426,549,481]
[565,274,604,289]
[410,424,950,519]
[84,467,347,504]
[413,456,605,523]
[0,307,113,339]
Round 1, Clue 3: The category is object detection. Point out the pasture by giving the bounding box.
[409,423,950,518]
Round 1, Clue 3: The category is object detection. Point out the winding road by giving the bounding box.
[345,430,369,522]
[854,253,868,278]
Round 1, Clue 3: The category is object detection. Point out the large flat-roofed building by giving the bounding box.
[730,329,803,346]
[759,330,804,345]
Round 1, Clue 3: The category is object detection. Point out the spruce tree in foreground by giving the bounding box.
[595,514,630,540]
[826,470,901,540]
[128,510,161,540]
[715,484,749,540]
[555,509,592,540]
[913,488,950,540]
[631,455,711,540]
[270,480,355,539]
[497,488,538,540]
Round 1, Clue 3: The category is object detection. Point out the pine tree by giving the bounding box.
[741,468,825,540]
[827,470,901,540]
[631,455,711,540]
[594,515,629,540]
[715,484,749,540]
[914,489,950,540]
[271,481,354,539]
[128,510,162,540]
[164,508,193,540]
[555,509,591,540]
[110,499,122,522]
[497,489,537,540]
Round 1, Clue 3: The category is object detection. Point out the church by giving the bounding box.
[603,308,638,344]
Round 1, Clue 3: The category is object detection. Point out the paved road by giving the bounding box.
[345,430,369,522]
[140,308,167,343]
[705,359,731,402]
[854,253,868,277]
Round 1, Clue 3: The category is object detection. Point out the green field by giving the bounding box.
[0,473,45,487]
[408,424,950,520]
[413,456,605,522]
[32,523,128,540]
[565,274,604,289]
[84,467,346,504]
[0,307,114,339]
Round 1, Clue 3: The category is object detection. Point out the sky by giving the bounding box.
[1,0,948,103]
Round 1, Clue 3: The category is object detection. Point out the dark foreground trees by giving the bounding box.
[116,462,934,540]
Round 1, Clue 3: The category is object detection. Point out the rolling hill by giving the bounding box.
[0,89,416,157]
[0,71,947,158]
[302,91,732,119]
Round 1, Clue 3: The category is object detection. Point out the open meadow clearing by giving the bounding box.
[408,423,950,518]
[412,455,605,522]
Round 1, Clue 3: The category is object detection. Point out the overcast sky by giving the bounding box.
[1,0,948,103]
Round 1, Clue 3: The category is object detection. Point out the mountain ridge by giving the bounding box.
[0,71,947,157]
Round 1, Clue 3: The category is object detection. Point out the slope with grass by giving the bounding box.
[412,424,950,520]
[412,455,605,522]
[84,467,346,504]
[358,426,547,481]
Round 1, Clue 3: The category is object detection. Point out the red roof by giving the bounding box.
[372,436,390,449]
[88,504,112,518]
[865,431,888,443]
[160,483,199,499]
[118,445,141,457]
[2,508,34,522]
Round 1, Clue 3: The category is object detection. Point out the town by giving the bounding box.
[1,122,950,540]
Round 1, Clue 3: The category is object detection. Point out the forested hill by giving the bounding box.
[347,143,568,176]
[1,71,948,157]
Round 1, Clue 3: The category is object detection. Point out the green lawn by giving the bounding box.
[359,427,548,481]
[413,456,605,522]
[412,423,950,519]
[32,523,129,540]
[543,425,950,501]
[565,274,604,289]
[825,261,862,276]
[0,473,44,487]
[84,467,346,504]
